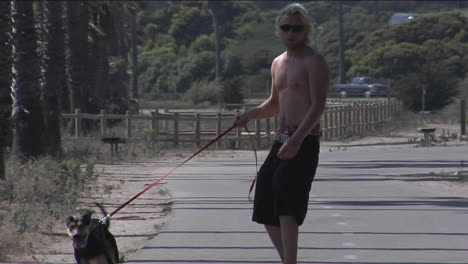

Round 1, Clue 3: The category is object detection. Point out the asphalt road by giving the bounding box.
[126,145,468,264]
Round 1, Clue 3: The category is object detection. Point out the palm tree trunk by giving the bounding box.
[42,1,65,157]
[337,1,346,83]
[0,0,13,179]
[129,10,139,101]
[208,2,222,80]
[66,1,89,115]
[11,0,45,158]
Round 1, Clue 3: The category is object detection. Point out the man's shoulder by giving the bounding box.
[273,52,287,61]
[272,52,287,68]
[303,48,327,67]
[304,47,324,60]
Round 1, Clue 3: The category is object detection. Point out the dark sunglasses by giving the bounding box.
[280,24,305,33]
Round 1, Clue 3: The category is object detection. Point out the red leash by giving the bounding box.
[101,124,258,222]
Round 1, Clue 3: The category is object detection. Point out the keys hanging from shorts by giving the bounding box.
[276,133,290,144]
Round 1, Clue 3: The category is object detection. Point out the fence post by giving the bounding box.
[340,105,345,137]
[323,109,329,140]
[365,104,370,132]
[235,110,241,149]
[126,110,132,138]
[351,103,357,135]
[151,110,159,140]
[461,99,466,135]
[255,119,261,148]
[195,113,201,147]
[75,109,81,137]
[333,106,338,139]
[374,103,379,130]
[266,117,271,138]
[174,113,179,147]
[345,105,352,137]
[215,112,221,149]
[274,116,278,132]
[100,110,106,137]
[358,104,363,133]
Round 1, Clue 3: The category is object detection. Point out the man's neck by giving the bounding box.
[285,43,307,57]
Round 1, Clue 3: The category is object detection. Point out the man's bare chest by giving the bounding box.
[274,62,308,91]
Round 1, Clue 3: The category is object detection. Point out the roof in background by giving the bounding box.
[388,13,420,24]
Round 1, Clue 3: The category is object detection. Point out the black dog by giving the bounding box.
[66,203,119,264]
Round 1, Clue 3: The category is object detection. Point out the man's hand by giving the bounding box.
[233,112,249,128]
[277,137,301,160]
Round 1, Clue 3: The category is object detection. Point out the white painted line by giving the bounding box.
[343,255,357,260]
[336,222,348,226]
[330,213,342,217]
[342,242,355,247]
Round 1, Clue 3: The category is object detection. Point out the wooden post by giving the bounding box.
[75,109,81,137]
[461,99,466,135]
[374,103,379,130]
[126,110,132,138]
[100,110,106,137]
[217,112,222,149]
[358,104,363,135]
[333,107,338,139]
[235,110,241,149]
[266,117,271,138]
[174,113,179,147]
[345,105,351,137]
[255,119,261,148]
[151,110,159,140]
[195,113,201,147]
[364,104,370,132]
[323,109,329,140]
[340,106,345,137]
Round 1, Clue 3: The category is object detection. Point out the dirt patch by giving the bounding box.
[1,158,179,263]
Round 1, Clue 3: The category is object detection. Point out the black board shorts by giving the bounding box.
[252,135,320,226]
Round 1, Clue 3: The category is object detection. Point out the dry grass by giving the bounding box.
[0,155,96,261]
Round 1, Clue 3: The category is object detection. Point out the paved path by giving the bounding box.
[127,146,468,264]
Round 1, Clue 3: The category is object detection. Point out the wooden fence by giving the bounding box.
[60,99,402,149]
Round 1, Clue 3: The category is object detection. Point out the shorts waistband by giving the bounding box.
[276,124,321,137]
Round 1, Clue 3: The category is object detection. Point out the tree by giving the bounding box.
[337,1,346,83]
[346,10,468,111]
[11,0,46,158]
[0,0,12,179]
[129,5,139,104]
[42,1,65,157]
[88,2,111,111]
[66,1,89,114]
[208,1,222,79]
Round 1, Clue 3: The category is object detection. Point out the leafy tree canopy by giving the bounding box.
[346,10,468,111]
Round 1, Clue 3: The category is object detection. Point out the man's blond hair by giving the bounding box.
[275,3,314,47]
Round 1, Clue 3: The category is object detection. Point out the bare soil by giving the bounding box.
[2,121,468,263]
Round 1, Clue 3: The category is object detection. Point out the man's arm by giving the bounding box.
[234,58,280,126]
[277,54,329,159]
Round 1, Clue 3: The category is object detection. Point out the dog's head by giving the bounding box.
[66,211,93,249]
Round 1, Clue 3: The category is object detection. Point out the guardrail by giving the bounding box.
[61,99,402,149]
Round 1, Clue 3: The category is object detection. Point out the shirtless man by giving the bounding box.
[233,3,329,264]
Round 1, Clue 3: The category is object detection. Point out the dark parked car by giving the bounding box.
[335,77,389,97]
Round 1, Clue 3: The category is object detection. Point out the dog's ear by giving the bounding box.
[66,216,74,226]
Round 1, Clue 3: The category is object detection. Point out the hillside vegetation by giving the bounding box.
[137,1,467,111]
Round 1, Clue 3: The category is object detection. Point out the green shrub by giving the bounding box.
[182,79,222,105]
